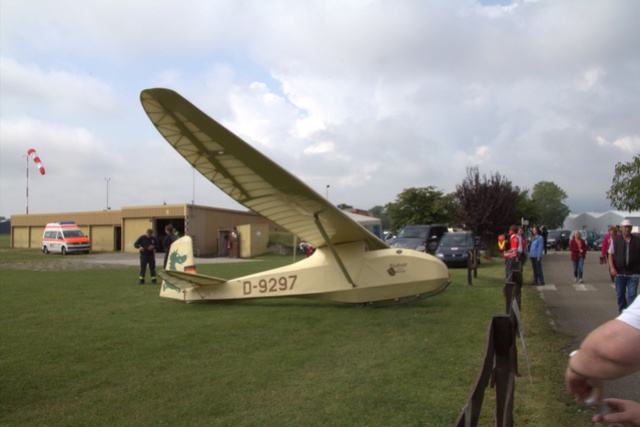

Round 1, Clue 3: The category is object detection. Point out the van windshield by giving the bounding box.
[63,230,85,238]
[397,226,428,239]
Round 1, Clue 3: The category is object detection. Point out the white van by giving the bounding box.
[42,222,91,255]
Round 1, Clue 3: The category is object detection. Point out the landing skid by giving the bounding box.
[353,281,450,308]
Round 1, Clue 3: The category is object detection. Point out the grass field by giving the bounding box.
[0,235,591,426]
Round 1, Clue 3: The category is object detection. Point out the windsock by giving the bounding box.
[27,148,46,175]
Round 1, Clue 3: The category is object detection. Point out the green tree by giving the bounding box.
[606,155,640,211]
[385,187,455,232]
[531,181,570,229]
[369,205,390,231]
[454,167,520,247]
[515,188,541,230]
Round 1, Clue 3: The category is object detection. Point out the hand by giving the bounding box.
[593,398,640,426]
[565,364,604,403]
[139,247,144,253]
[147,245,155,251]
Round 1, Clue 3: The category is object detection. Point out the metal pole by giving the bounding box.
[105,177,111,210]
[325,184,330,200]
[26,155,28,214]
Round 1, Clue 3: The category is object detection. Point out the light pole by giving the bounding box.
[104,177,111,210]
[325,184,330,200]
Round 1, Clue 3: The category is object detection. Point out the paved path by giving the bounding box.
[531,250,639,402]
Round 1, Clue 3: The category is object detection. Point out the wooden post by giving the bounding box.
[493,315,515,427]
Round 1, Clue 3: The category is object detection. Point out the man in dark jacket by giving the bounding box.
[162,225,178,269]
[608,219,640,313]
[134,229,157,284]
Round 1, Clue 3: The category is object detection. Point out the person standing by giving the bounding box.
[517,226,527,266]
[162,225,178,269]
[570,230,588,283]
[134,228,157,284]
[609,219,640,313]
[541,225,549,255]
[228,227,239,258]
[602,226,618,283]
[529,226,545,286]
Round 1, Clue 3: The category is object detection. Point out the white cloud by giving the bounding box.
[612,135,640,153]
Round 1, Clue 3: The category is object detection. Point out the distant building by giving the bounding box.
[10,204,279,257]
[562,211,640,233]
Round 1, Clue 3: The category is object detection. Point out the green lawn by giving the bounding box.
[0,238,591,426]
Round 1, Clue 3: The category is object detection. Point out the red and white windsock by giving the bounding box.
[27,148,46,175]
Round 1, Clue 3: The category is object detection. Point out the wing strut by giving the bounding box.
[314,214,357,288]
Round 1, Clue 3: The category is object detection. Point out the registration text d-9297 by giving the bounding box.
[242,275,297,295]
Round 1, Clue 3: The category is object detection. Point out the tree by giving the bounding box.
[369,205,390,231]
[454,167,520,246]
[531,181,570,229]
[606,155,640,212]
[385,187,456,232]
[515,188,540,228]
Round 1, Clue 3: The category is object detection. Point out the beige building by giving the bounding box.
[10,204,279,257]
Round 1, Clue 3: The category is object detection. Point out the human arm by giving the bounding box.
[609,253,618,276]
[566,319,640,402]
[593,398,640,426]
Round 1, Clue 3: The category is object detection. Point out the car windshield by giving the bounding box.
[440,234,472,247]
[63,230,85,238]
[397,226,428,239]
[548,231,561,238]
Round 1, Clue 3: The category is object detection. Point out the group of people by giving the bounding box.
[501,219,639,423]
[502,224,546,285]
[516,218,638,425]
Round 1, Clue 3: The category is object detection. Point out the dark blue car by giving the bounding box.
[434,232,481,268]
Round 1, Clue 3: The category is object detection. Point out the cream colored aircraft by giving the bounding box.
[140,88,450,306]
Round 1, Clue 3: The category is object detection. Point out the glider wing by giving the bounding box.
[140,88,388,251]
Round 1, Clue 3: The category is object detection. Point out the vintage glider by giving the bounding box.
[140,88,450,306]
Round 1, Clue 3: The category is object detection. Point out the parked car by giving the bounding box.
[434,232,481,268]
[389,224,448,253]
[577,229,600,250]
[546,229,571,250]
[593,234,605,251]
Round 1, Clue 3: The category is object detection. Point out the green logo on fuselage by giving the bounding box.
[169,252,188,270]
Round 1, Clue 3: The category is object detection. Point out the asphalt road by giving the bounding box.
[532,249,639,402]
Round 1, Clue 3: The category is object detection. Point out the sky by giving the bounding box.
[1,0,639,220]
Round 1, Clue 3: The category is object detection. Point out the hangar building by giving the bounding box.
[10,203,279,257]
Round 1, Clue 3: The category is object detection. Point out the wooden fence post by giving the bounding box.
[493,315,515,427]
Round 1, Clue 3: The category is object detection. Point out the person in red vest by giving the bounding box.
[503,225,519,260]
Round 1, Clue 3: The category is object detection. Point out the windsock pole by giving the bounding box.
[26,155,29,214]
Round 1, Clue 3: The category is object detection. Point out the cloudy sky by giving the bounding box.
[1,0,639,220]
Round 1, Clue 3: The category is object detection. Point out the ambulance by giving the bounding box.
[42,222,91,255]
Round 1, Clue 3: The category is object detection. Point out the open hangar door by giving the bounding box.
[155,218,185,252]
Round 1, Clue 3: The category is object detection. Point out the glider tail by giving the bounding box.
[160,236,198,300]
[159,235,227,301]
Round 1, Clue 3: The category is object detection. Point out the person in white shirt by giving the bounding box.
[566,298,640,425]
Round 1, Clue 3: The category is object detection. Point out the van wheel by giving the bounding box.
[43,246,49,254]
[61,247,67,255]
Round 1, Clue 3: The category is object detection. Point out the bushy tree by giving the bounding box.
[531,181,570,229]
[454,167,520,246]
[385,187,456,232]
[606,155,640,212]
[369,205,390,230]
[515,188,541,228]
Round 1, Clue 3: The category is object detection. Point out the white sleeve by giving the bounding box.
[618,298,640,331]
[608,241,615,255]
